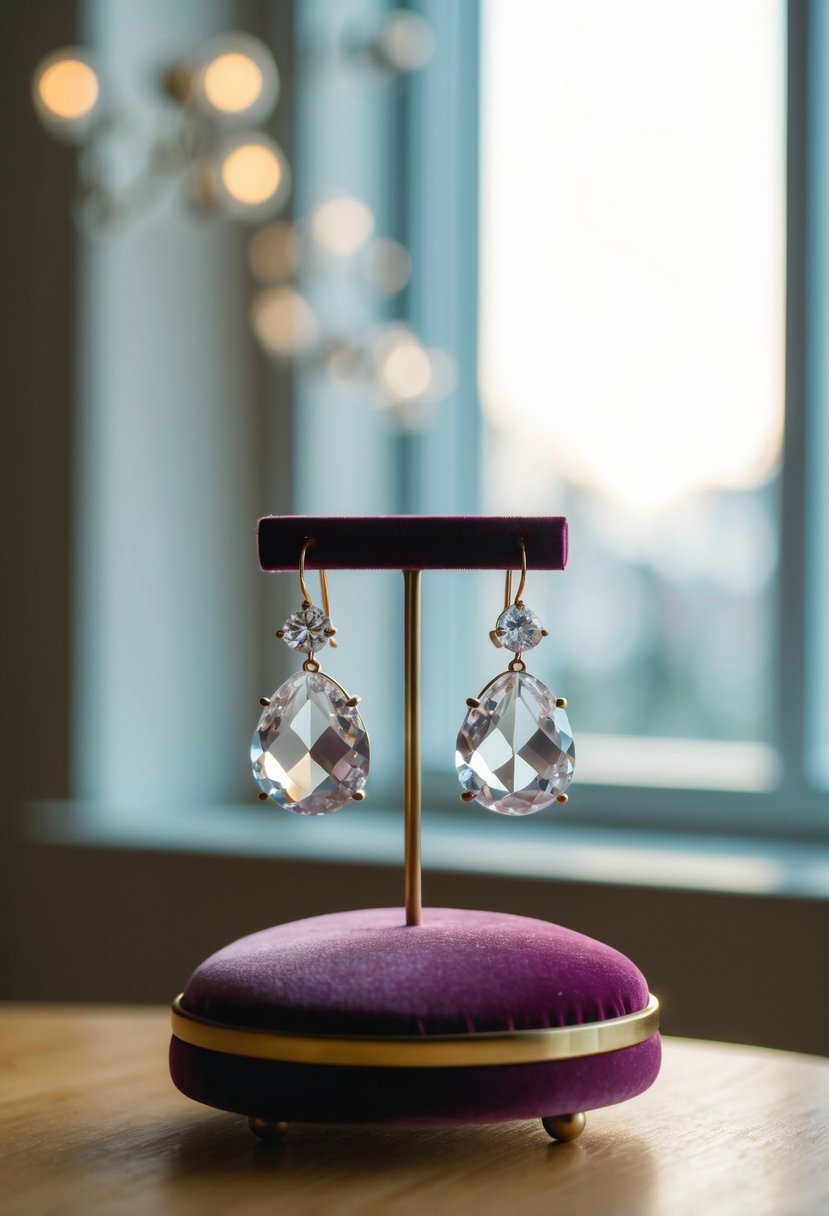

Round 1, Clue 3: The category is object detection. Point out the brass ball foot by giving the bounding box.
[248,1116,290,1142]
[542,1112,586,1142]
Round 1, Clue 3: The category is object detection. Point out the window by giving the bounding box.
[70,0,829,847]
[478,0,786,797]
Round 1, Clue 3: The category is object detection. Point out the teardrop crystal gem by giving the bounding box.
[252,671,369,815]
[456,670,575,816]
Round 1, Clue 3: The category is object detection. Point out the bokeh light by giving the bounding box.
[247,220,300,282]
[197,34,278,121]
[214,136,290,218]
[376,11,435,73]
[251,286,318,357]
[310,196,374,257]
[33,49,100,139]
[361,237,412,295]
[374,327,433,401]
[204,54,263,113]
[324,341,368,388]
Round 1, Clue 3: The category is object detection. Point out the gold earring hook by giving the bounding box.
[492,541,526,648]
[513,539,527,605]
[299,538,313,606]
[319,568,337,647]
[299,538,337,647]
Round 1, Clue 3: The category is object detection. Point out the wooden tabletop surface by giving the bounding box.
[1,1005,828,1216]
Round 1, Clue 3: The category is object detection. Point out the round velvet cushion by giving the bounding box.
[170,907,660,1125]
[179,906,649,1036]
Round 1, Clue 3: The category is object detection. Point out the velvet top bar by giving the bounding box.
[257,516,568,571]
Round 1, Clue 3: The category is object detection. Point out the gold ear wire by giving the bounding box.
[513,539,527,606]
[299,540,337,647]
[299,537,313,606]
[319,568,337,648]
[491,540,527,647]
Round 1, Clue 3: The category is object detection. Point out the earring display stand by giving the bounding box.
[170,516,660,1142]
[258,515,569,927]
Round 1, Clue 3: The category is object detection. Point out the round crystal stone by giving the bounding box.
[495,603,544,653]
[456,670,574,815]
[280,604,333,653]
[252,671,369,814]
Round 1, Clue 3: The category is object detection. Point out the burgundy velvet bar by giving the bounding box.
[257,516,568,572]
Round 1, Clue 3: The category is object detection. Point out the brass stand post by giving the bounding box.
[403,569,422,926]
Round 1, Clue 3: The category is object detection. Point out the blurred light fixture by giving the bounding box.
[247,220,300,283]
[247,192,453,428]
[251,286,318,357]
[32,31,289,235]
[213,134,289,218]
[322,340,369,388]
[32,48,101,140]
[374,325,433,400]
[309,195,375,257]
[34,15,448,434]
[373,10,436,74]
[346,9,436,83]
[360,236,412,295]
[196,34,279,122]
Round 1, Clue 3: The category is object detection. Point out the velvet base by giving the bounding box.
[169,1035,661,1126]
[171,907,660,1125]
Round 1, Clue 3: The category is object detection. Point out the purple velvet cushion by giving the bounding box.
[180,907,650,1036]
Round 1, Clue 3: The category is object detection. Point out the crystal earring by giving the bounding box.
[251,538,370,814]
[455,541,575,815]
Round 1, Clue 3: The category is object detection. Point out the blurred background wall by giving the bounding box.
[2,0,828,1056]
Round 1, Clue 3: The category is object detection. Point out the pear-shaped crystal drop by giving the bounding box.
[252,671,369,815]
[456,670,575,815]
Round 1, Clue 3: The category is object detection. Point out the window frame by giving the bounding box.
[399,0,829,843]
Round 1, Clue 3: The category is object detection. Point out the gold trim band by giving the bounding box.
[171,993,659,1069]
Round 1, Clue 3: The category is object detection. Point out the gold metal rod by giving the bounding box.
[403,569,422,926]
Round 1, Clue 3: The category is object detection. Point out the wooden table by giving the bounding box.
[1,1006,828,1216]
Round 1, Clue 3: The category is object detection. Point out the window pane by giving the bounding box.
[479,1,786,765]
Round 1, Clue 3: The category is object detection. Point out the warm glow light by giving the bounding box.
[361,237,412,295]
[251,287,318,357]
[378,338,432,400]
[221,142,282,206]
[196,34,278,121]
[36,56,99,121]
[310,196,374,257]
[247,221,299,282]
[203,52,263,113]
[325,341,366,388]
[377,11,435,72]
